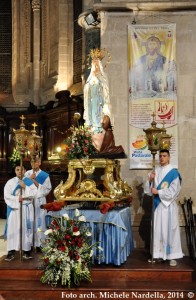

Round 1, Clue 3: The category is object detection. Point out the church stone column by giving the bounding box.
[56,0,73,91]
[78,10,100,82]
[12,0,32,106]
[32,0,41,106]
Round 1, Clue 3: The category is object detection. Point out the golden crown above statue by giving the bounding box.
[86,47,111,69]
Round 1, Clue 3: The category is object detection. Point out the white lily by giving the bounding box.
[86,231,92,236]
[73,231,80,236]
[44,229,53,235]
[63,213,69,220]
[78,215,86,222]
[98,246,103,251]
[75,209,79,217]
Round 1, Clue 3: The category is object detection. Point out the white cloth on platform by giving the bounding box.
[25,169,52,247]
[4,177,37,252]
[144,164,183,260]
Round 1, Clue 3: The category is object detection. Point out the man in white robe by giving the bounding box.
[4,165,37,261]
[144,149,183,266]
[25,157,52,249]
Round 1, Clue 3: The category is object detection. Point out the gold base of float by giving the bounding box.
[54,158,132,206]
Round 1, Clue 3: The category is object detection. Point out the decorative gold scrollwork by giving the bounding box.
[53,158,132,203]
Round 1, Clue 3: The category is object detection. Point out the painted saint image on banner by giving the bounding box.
[129,34,176,100]
[128,24,178,169]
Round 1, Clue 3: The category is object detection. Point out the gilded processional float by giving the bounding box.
[47,48,133,213]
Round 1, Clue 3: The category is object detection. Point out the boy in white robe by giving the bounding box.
[4,165,37,261]
[144,149,183,266]
[25,157,52,249]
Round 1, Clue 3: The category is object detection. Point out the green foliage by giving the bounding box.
[9,148,21,167]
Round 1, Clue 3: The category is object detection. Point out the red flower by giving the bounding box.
[51,219,58,226]
[44,257,49,264]
[65,234,71,239]
[56,240,62,246]
[99,200,115,214]
[77,237,83,244]
[73,226,79,232]
[58,246,66,252]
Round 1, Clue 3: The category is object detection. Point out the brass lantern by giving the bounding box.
[28,122,42,159]
[159,123,172,150]
[143,113,164,166]
[13,115,31,155]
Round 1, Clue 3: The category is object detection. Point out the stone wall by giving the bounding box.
[100,10,196,252]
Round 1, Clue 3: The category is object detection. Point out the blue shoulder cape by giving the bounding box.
[35,170,49,185]
[154,168,182,210]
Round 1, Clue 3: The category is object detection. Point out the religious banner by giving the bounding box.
[128,24,178,169]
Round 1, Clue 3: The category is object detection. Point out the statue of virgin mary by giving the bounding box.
[83,50,111,133]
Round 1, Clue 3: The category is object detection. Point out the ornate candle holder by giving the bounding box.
[159,122,172,150]
[143,113,164,169]
[13,115,31,156]
[28,122,42,162]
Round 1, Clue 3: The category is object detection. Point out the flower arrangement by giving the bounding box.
[9,147,21,167]
[64,125,96,160]
[40,209,101,287]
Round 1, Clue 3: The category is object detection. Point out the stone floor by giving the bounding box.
[0,218,7,257]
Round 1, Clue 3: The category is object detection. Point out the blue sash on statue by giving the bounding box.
[4,177,34,240]
[36,170,49,185]
[154,168,182,210]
